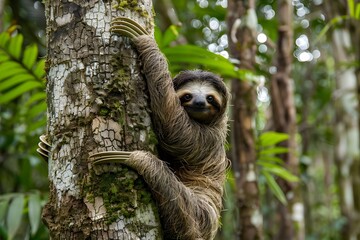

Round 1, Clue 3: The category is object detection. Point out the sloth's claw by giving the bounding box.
[37,135,50,162]
[89,151,131,165]
[110,17,149,38]
[89,151,132,175]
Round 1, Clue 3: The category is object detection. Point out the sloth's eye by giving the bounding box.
[207,95,214,103]
[182,94,192,102]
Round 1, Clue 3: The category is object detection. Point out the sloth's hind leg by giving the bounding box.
[90,151,132,164]
[89,151,133,175]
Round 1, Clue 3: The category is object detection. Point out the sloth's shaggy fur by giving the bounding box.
[125,35,230,240]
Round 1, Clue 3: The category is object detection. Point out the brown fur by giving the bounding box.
[120,34,229,240]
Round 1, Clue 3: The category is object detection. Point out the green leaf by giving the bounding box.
[259,147,289,156]
[27,101,47,119]
[0,198,10,220]
[0,52,10,62]
[33,59,46,79]
[25,92,46,106]
[314,15,349,45]
[162,25,179,48]
[262,171,287,205]
[259,162,299,182]
[8,34,23,59]
[7,195,25,239]
[259,131,289,147]
[258,156,284,164]
[348,0,355,17]
[356,3,360,19]
[0,81,43,104]
[22,44,38,70]
[28,118,47,132]
[28,193,41,235]
[0,74,34,91]
[164,45,240,78]
[0,62,26,81]
[154,26,163,48]
[0,32,10,48]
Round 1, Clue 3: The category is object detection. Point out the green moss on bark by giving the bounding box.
[86,167,154,225]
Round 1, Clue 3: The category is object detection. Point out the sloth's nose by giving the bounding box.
[193,95,206,107]
[194,100,206,107]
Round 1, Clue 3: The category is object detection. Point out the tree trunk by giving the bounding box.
[332,28,360,240]
[0,0,4,32]
[42,1,162,238]
[269,0,304,239]
[324,1,360,238]
[226,0,263,239]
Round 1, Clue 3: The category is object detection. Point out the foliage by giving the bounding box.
[0,192,48,240]
[257,132,299,205]
[0,31,48,239]
[155,25,257,80]
[315,0,360,44]
[0,31,46,130]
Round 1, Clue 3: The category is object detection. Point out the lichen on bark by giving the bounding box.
[43,0,162,238]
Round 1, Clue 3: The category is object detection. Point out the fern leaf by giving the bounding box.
[0,32,10,47]
[23,44,38,70]
[0,74,33,91]
[8,34,23,59]
[0,81,42,104]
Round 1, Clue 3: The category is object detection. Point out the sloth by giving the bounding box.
[38,17,230,240]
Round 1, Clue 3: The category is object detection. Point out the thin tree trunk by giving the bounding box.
[349,12,360,240]
[270,0,304,239]
[332,28,360,240]
[226,0,263,239]
[0,0,4,32]
[42,1,162,238]
[324,1,360,238]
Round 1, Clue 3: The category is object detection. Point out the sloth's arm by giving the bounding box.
[111,18,191,136]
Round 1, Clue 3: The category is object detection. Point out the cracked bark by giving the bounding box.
[42,0,162,239]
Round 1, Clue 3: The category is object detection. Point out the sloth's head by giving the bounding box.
[173,70,229,124]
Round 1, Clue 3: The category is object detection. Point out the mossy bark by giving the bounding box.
[42,0,162,239]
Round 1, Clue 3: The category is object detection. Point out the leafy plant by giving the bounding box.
[0,31,47,239]
[315,0,360,45]
[0,192,48,240]
[0,32,46,130]
[155,25,257,80]
[257,131,299,204]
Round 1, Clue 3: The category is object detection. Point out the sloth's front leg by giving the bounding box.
[89,150,160,177]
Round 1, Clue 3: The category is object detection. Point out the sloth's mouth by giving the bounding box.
[184,106,213,123]
[185,106,210,112]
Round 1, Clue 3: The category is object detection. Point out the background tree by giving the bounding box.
[226,0,262,239]
[324,1,360,239]
[269,0,304,239]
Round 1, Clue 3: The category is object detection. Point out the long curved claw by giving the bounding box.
[89,151,131,165]
[37,135,50,162]
[110,17,149,39]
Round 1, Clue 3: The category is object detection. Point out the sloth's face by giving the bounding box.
[176,81,223,124]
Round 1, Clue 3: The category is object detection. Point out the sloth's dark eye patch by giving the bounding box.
[206,95,214,103]
[181,94,192,102]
